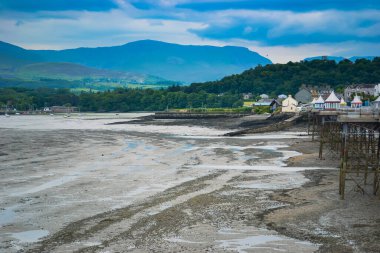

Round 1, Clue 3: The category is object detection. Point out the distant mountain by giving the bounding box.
[0,40,272,83]
[0,41,42,69]
[0,41,172,88]
[304,56,346,63]
[348,56,377,62]
[304,55,378,63]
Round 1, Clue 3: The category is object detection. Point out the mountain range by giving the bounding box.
[0,40,272,85]
[304,56,377,63]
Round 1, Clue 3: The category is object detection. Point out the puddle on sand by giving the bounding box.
[236,172,309,190]
[11,174,80,196]
[0,205,17,226]
[165,237,205,244]
[167,143,195,157]
[123,140,141,151]
[165,226,319,252]
[11,230,49,243]
[216,228,318,253]
[217,235,288,252]
[177,132,309,140]
[186,165,328,172]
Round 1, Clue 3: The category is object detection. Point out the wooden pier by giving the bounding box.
[308,109,380,199]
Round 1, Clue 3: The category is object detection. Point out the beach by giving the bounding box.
[0,113,379,252]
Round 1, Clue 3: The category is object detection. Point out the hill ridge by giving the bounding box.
[0,40,272,83]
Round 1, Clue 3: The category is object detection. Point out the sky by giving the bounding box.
[0,0,379,63]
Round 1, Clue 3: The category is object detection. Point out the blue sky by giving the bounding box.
[0,0,379,62]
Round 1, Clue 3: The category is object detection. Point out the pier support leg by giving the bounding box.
[339,123,348,199]
[319,116,325,159]
[319,141,323,159]
[375,137,380,195]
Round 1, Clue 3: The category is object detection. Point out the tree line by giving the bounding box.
[1,58,379,112]
[184,58,380,96]
[0,87,242,112]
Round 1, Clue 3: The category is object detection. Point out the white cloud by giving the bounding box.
[0,5,379,63]
[226,39,380,63]
[195,8,380,39]
[0,9,211,49]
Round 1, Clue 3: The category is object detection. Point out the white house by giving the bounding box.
[281,95,298,112]
[242,93,253,100]
[314,96,325,110]
[351,95,363,108]
[372,96,380,109]
[375,84,380,97]
[344,84,380,100]
[324,91,340,110]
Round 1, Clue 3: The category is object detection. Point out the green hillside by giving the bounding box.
[185,58,380,96]
[13,62,166,83]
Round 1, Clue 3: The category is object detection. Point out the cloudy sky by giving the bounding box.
[0,0,379,63]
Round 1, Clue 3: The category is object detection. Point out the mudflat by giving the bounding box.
[0,114,379,252]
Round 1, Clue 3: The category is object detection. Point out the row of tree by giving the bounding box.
[184,58,380,96]
[0,87,242,112]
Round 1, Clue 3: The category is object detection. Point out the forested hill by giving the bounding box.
[184,58,380,96]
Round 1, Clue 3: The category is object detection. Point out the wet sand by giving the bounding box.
[0,114,379,252]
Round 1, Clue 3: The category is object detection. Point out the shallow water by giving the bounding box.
[11,230,49,243]
[0,205,17,227]
[216,228,318,253]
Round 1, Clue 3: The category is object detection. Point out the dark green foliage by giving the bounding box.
[253,106,270,114]
[0,87,242,112]
[0,87,78,111]
[185,58,380,95]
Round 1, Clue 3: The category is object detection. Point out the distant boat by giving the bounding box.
[5,114,10,117]
[15,113,20,115]
[50,113,54,116]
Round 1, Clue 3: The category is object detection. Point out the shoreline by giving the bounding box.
[271,134,380,252]
[1,115,380,252]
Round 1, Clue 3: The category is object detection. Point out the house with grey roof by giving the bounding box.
[295,87,312,104]
[344,84,380,100]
